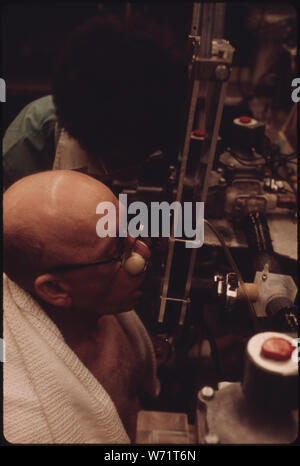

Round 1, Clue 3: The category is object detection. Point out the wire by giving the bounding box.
[204,219,260,332]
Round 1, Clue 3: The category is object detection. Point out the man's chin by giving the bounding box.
[118,291,143,309]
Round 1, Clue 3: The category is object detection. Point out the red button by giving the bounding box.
[239,116,252,124]
[261,337,294,361]
[193,129,206,137]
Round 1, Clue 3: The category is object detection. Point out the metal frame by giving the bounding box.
[158,3,235,325]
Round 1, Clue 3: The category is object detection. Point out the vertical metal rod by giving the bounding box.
[200,81,228,203]
[199,3,215,58]
[190,3,202,35]
[213,3,226,38]
[179,83,228,323]
[196,2,217,130]
[158,240,175,323]
[158,75,200,323]
[179,246,198,325]
[176,78,200,203]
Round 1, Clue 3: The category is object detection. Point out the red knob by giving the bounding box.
[261,337,295,361]
[239,116,252,124]
[193,129,206,137]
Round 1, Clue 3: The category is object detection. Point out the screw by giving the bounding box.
[200,386,215,400]
[262,264,269,281]
[215,64,229,81]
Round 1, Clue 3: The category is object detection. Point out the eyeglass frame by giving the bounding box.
[45,254,124,274]
[43,229,150,275]
[45,238,127,274]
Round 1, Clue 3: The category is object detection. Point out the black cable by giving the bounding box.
[243,211,274,254]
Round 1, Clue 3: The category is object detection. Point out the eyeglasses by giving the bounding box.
[46,239,126,274]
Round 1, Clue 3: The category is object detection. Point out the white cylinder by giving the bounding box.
[242,332,298,410]
[124,252,146,276]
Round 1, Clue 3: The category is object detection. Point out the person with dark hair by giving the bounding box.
[3,13,187,189]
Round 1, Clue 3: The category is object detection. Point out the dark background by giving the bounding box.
[1,2,297,132]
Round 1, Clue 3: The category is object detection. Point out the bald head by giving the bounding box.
[3,170,118,289]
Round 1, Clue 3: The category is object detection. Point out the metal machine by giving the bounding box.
[111,3,298,444]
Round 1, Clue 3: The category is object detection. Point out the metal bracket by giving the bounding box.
[253,266,297,317]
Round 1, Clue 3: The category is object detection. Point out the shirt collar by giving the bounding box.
[53,128,106,176]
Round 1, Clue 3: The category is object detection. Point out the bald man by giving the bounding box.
[3,170,158,444]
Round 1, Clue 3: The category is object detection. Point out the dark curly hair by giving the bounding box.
[52,12,188,170]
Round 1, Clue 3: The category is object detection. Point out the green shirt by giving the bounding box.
[3,95,57,190]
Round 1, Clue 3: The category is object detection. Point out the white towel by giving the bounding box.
[3,274,158,444]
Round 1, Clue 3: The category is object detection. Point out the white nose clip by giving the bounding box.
[124,252,146,276]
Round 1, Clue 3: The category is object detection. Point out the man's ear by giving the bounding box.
[34,274,72,307]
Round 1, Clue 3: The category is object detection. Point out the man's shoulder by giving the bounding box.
[3,95,58,190]
[3,94,57,155]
